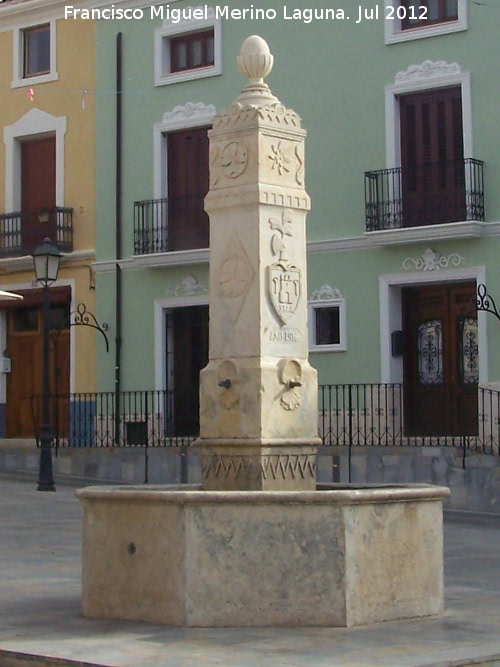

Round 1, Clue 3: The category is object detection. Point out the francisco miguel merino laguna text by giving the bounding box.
[64,4,410,23]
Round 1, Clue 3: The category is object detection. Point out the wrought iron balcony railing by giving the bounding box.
[0,207,73,257]
[134,196,209,255]
[365,158,484,232]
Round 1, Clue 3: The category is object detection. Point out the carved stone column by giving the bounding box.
[197,36,320,490]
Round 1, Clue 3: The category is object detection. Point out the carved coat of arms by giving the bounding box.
[268,261,301,325]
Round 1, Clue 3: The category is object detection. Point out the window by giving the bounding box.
[315,307,340,346]
[12,19,58,88]
[308,286,346,352]
[154,7,221,86]
[23,24,50,77]
[401,0,458,30]
[399,87,465,226]
[170,30,214,73]
[385,0,466,43]
[166,127,210,251]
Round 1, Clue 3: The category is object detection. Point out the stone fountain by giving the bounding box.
[77,36,449,627]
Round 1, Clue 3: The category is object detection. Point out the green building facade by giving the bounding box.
[93,0,500,446]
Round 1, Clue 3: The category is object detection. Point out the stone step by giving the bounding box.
[0,650,104,667]
[2,648,500,667]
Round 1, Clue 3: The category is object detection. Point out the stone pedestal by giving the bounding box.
[77,484,449,627]
[196,36,320,490]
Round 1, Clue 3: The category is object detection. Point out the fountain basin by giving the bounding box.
[77,483,449,627]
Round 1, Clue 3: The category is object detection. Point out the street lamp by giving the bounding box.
[32,237,62,492]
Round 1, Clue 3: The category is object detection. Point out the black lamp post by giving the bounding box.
[32,237,62,492]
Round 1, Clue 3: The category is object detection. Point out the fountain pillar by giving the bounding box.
[198,35,320,491]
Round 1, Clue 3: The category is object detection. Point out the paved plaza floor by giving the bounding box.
[1,472,500,667]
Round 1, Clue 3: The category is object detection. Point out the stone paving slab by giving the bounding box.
[1,473,500,666]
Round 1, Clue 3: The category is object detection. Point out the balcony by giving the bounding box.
[365,159,484,242]
[134,196,209,255]
[0,207,73,258]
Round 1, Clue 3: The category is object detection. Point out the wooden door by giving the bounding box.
[167,128,209,251]
[400,87,465,227]
[6,302,70,438]
[21,137,57,253]
[403,283,478,437]
[166,305,209,436]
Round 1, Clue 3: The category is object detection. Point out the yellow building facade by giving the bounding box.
[0,0,97,438]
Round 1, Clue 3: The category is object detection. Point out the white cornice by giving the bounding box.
[0,247,95,274]
[91,0,181,14]
[92,260,117,274]
[0,0,175,25]
[307,236,369,253]
[0,0,70,28]
[364,221,500,247]
[62,248,96,262]
[93,224,500,272]
[93,247,209,272]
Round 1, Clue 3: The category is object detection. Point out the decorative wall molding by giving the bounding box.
[402,249,466,272]
[205,185,310,212]
[395,60,461,84]
[310,284,343,301]
[213,102,302,130]
[165,275,208,298]
[161,102,216,128]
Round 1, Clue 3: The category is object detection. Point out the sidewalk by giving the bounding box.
[1,473,500,667]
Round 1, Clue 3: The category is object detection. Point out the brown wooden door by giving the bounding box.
[6,302,70,438]
[167,305,209,436]
[167,128,209,251]
[400,87,465,226]
[21,137,56,253]
[403,283,478,437]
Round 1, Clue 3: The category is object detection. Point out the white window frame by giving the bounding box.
[308,286,346,353]
[12,18,58,88]
[3,108,66,213]
[154,282,209,392]
[385,0,467,44]
[153,101,215,200]
[385,60,472,170]
[154,6,221,87]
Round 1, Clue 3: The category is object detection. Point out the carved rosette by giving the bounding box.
[220,140,248,178]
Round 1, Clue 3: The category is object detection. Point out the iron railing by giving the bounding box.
[31,390,196,448]
[31,384,500,459]
[134,196,208,255]
[319,384,500,462]
[0,207,73,257]
[365,158,484,231]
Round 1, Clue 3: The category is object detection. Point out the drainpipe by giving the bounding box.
[114,32,123,444]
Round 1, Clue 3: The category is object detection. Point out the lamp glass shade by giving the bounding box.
[32,238,62,285]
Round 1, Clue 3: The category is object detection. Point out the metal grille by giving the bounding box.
[365,158,484,231]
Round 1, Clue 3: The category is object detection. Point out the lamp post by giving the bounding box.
[32,237,62,492]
